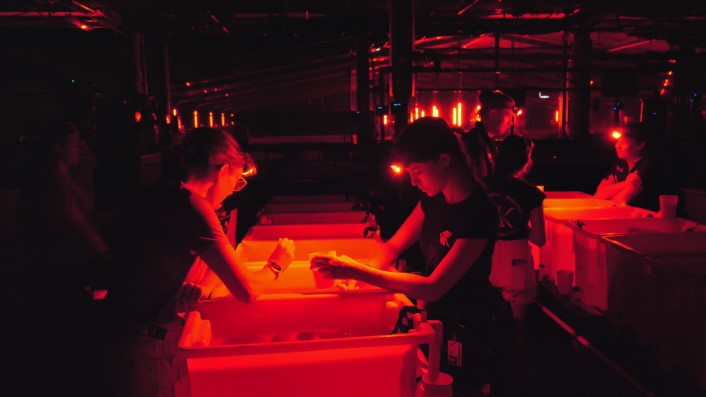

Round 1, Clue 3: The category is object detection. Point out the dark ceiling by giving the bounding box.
[2,0,706,113]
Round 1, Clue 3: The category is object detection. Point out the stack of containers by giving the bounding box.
[571,218,704,314]
[602,233,706,390]
[179,195,449,397]
[539,195,656,289]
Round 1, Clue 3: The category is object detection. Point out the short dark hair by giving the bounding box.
[479,89,515,111]
[393,117,464,166]
[180,127,253,179]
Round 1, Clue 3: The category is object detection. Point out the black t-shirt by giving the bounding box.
[463,122,497,178]
[484,175,546,240]
[106,185,229,324]
[418,191,504,324]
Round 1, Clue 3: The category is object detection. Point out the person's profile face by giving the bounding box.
[405,158,446,197]
[209,163,245,209]
[487,108,514,139]
[614,136,644,160]
[57,131,81,166]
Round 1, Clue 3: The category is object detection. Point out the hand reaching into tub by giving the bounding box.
[268,238,296,272]
[310,254,366,282]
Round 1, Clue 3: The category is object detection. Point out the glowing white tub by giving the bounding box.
[571,218,704,313]
[268,195,350,204]
[263,201,357,213]
[178,292,442,397]
[243,223,379,241]
[544,191,594,199]
[237,237,383,262]
[543,197,616,209]
[540,206,656,284]
[259,211,371,225]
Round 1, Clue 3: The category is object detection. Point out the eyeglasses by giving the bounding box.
[233,176,248,192]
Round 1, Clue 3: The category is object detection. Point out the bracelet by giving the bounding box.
[266,261,282,280]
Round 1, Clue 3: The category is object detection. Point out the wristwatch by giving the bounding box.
[266,261,282,280]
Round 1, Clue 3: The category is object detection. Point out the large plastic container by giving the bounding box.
[243,223,379,241]
[602,235,706,388]
[544,191,594,199]
[645,254,706,390]
[178,292,442,397]
[540,206,656,283]
[268,195,350,204]
[543,197,616,209]
[571,218,704,313]
[263,201,357,213]
[259,211,371,225]
[237,237,383,262]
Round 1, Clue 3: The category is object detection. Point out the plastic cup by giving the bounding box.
[658,195,678,219]
[556,270,574,295]
[309,251,336,288]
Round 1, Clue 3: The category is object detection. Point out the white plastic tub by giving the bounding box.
[543,197,616,209]
[178,292,442,397]
[540,206,656,284]
[237,238,383,262]
[243,223,379,241]
[572,218,704,313]
[264,201,357,213]
[268,195,350,204]
[259,211,371,225]
[602,236,706,388]
[544,191,594,199]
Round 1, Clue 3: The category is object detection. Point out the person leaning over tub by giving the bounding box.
[310,117,512,393]
[99,127,295,397]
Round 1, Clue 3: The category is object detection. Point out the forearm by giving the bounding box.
[344,259,439,301]
[594,180,626,199]
[367,242,402,271]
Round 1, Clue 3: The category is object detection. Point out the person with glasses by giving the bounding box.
[99,127,295,397]
[462,89,517,178]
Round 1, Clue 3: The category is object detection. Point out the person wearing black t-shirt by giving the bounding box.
[594,123,674,211]
[484,135,546,353]
[311,117,510,392]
